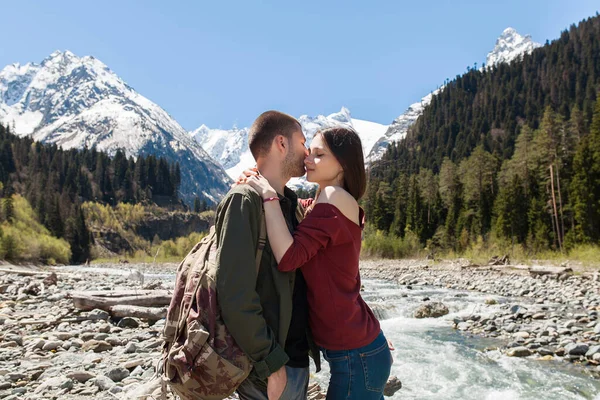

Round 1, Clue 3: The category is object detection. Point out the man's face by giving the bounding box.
[282,128,308,178]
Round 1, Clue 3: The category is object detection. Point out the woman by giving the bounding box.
[245,127,392,400]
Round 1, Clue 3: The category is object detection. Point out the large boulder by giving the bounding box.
[414,302,449,318]
[384,376,402,396]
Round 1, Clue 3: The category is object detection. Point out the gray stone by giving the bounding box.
[82,340,113,353]
[585,345,600,358]
[107,366,130,382]
[124,342,138,354]
[109,385,124,394]
[106,336,124,346]
[3,334,22,346]
[34,376,73,393]
[66,371,95,383]
[94,333,109,341]
[118,317,140,329]
[538,348,554,356]
[5,373,26,382]
[507,347,532,357]
[564,320,577,329]
[414,302,449,319]
[383,375,402,397]
[42,340,63,351]
[95,375,115,391]
[565,343,589,356]
[88,309,110,321]
[55,332,75,341]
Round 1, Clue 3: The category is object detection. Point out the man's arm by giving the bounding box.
[215,192,289,380]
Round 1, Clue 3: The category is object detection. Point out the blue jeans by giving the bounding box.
[321,331,392,400]
[236,366,309,400]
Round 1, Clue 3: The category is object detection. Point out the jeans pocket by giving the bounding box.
[322,348,348,362]
[359,342,391,392]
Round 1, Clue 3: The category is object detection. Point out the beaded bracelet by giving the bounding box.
[263,197,280,203]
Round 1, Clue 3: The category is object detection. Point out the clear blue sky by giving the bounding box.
[1,1,598,130]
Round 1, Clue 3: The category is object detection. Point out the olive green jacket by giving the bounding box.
[214,185,300,387]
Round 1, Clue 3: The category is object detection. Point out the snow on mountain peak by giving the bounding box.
[486,27,541,67]
[377,28,542,163]
[0,50,231,204]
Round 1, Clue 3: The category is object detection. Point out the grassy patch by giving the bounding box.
[0,194,71,264]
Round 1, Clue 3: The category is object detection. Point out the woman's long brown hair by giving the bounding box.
[305,126,366,214]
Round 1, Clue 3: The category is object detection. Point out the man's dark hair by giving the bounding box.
[248,111,302,159]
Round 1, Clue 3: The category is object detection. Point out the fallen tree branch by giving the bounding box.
[109,305,167,321]
[70,290,172,311]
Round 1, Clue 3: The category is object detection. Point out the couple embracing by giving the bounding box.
[162,110,393,400]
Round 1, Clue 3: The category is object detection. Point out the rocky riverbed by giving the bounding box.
[0,263,336,400]
[360,259,600,379]
[1,258,599,399]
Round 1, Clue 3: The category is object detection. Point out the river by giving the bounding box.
[55,265,600,399]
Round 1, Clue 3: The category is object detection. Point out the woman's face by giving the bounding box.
[304,134,343,185]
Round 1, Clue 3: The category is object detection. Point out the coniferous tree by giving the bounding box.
[570,95,600,242]
[65,204,92,264]
[3,193,15,223]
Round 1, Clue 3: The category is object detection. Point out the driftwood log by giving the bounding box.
[70,290,172,311]
[528,266,573,277]
[0,267,51,276]
[108,305,167,321]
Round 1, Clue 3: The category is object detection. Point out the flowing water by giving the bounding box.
[57,265,600,399]
[312,279,600,400]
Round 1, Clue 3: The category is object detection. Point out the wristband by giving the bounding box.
[263,197,280,203]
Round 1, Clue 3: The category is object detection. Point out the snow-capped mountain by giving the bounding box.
[485,27,541,67]
[193,107,388,190]
[375,28,542,162]
[0,50,231,204]
[195,27,542,187]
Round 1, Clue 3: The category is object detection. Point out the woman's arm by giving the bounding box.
[245,175,295,264]
[263,200,294,263]
[247,178,354,270]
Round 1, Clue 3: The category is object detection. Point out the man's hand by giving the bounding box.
[267,366,287,400]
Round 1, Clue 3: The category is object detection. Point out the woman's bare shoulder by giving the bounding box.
[316,186,359,225]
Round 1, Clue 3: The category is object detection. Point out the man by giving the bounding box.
[214,110,320,400]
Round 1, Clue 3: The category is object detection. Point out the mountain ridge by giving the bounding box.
[0,50,231,204]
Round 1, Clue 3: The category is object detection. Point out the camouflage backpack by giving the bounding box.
[159,208,267,400]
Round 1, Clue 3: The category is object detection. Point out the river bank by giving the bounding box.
[0,259,599,399]
[360,259,600,379]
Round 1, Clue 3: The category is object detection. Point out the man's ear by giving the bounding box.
[274,134,287,153]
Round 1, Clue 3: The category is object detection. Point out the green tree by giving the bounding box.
[65,204,92,264]
[569,95,600,242]
[193,196,202,213]
[3,194,15,223]
[458,146,497,236]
